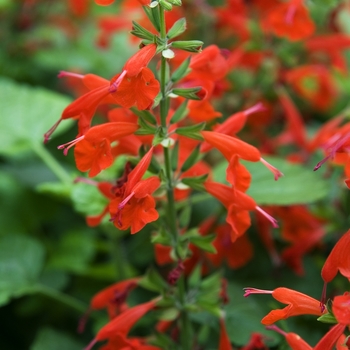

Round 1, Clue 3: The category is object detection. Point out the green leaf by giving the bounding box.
[0,234,45,306]
[190,234,217,254]
[30,327,83,350]
[175,123,205,140]
[167,18,187,39]
[317,313,337,324]
[0,77,73,155]
[181,174,208,191]
[70,182,108,217]
[139,268,168,293]
[131,21,155,41]
[170,99,189,123]
[181,145,202,172]
[213,156,330,205]
[47,230,95,274]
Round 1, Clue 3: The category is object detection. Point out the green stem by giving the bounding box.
[35,284,87,314]
[158,5,191,350]
[32,142,72,185]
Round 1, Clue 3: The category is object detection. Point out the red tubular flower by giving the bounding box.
[109,147,160,234]
[219,318,233,350]
[313,323,347,350]
[69,122,139,177]
[321,229,350,283]
[244,287,325,325]
[85,299,159,350]
[111,67,160,110]
[263,0,315,41]
[90,277,141,310]
[333,292,350,325]
[201,131,283,180]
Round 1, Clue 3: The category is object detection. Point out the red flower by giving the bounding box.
[263,0,315,41]
[267,323,346,350]
[321,229,350,283]
[284,65,336,111]
[333,292,350,325]
[109,147,160,234]
[219,318,233,350]
[244,287,325,325]
[90,277,141,318]
[68,122,138,177]
[44,44,158,142]
[85,299,159,350]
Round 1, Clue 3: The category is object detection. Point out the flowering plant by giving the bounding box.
[0,0,350,349]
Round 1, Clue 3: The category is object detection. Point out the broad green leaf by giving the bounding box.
[213,156,329,205]
[47,230,95,274]
[30,327,83,350]
[71,182,108,217]
[0,77,72,155]
[0,234,45,306]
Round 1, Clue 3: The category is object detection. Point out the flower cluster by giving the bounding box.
[42,0,350,349]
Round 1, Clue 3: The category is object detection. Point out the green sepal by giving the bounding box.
[176,239,190,261]
[158,307,179,321]
[171,40,203,52]
[139,268,168,293]
[180,227,200,241]
[131,107,157,125]
[170,100,189,123]
[170,141,179,172]
[131,21,156,41]
[135,116,157,135]
[143,5,161,32]
[168,0,182,5]
[167,18,187,40]
[181,174,208,191]
[152,91,162,109]
[151,227,173,246]
[171,86,203,100]
[171,57,191,83]
[317,313,338,324]
[175,123,205,141]
[189,234,217,254]
[181,145,201,172]
[159,0,172,11]
[152,126,168,146]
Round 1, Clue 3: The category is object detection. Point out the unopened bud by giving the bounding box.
[159,0,172,10]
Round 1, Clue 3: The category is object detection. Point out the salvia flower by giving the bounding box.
[243,287,325,325]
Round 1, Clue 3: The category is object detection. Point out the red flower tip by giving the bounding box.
[260,158,284,180]
[58,135,85,156]
[255,207,279,228]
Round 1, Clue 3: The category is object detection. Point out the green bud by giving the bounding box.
[171,86,206,100]
[159,0,172,11]
[171,40,203,52]
[167,0,182,5]
[130,21,155,40]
